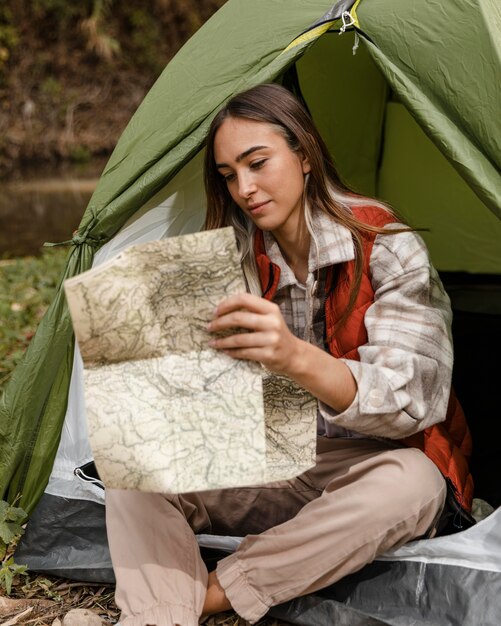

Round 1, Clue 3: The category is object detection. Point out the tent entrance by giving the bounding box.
[296,31,501,274]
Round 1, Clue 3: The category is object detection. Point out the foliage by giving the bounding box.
[0,0,228,176]
[31,0,89,20]
[0,500,25,558]
[69,144,92,163]
[40,76,64,101]
[80,0,120,62]
[0,6,19,71]
[0,499,28,595]
[0,248,68,391]
[0,556,28,595]
[123,6,163,73]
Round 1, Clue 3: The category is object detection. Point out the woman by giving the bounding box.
[106,83,471,626]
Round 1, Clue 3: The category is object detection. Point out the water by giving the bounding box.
[0,160,107,257]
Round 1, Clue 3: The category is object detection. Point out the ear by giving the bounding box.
[299,151,311,175]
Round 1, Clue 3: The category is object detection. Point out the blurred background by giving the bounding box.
[0,0,226,389]
[0,0,226,256]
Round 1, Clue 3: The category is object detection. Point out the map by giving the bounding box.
[64,228,317,493]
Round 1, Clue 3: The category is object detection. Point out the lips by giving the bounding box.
[248,200,270,213]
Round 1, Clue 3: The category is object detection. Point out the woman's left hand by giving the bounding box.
[207,292,302,376]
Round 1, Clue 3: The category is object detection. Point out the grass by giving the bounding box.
[0,247,68,392]
[0,249,291,625]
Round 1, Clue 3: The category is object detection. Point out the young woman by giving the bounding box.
[106,83,471,626]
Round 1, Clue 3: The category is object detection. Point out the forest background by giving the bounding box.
[0,0,226,176]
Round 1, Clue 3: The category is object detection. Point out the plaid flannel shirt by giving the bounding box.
[263,210,453,440]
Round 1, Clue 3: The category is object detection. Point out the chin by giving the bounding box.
[249,216,282,231]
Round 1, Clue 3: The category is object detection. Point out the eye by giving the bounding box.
[250,159,267,170]
[221,172,236,182]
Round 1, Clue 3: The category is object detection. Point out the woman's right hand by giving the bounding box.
[207,292,303,376]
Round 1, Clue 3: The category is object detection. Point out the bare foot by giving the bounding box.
[201,570,232,618]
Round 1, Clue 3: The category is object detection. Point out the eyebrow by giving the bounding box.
[216,145,268,169]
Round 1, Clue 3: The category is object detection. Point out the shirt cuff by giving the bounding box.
[318,359,419,439]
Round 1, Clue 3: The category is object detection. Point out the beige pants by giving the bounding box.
[105,437,446,626]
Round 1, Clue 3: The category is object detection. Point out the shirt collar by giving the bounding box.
[263,210,355,290]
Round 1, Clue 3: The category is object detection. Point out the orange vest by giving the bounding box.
[254,205,473,511]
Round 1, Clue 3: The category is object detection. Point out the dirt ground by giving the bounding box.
[1,574,118,625]
[1,572,291,625]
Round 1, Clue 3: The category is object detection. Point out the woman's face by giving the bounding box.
[213,117,310,235]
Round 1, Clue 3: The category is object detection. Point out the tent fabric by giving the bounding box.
[295,33,501,273]
[296,31,389,196]
[1,0,500,515]
[358,0,501,219]
[377,102,501,273]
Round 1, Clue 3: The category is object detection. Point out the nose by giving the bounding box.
[237,171,257,198]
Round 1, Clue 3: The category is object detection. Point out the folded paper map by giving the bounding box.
[64,227,317,493]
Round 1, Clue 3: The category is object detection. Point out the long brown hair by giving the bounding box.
[203,83,404,334]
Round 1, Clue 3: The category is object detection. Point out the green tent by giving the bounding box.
[2,2,501,620]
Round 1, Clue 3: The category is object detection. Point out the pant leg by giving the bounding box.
[105,473,318,625]
[107,438,446,625]
[105,489,210,626]
[216,439,447,624]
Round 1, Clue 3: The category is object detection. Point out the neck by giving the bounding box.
[272,217,310,284]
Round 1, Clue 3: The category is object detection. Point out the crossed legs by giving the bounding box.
[106,438,446,625]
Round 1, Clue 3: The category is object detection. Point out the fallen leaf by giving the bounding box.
[2,605,33,625]
[0,595,55,618]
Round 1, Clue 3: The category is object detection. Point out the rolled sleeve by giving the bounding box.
[320,226,453,439]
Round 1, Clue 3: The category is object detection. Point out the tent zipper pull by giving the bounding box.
[74,466,105,490]
[339,11,355,35]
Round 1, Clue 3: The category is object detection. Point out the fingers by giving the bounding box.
[208,310,278,333]
[214,292,277,317]
[219,347,268,362]
[209,293,281,335]
[209,331,275,351]
[208,293,292,371]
